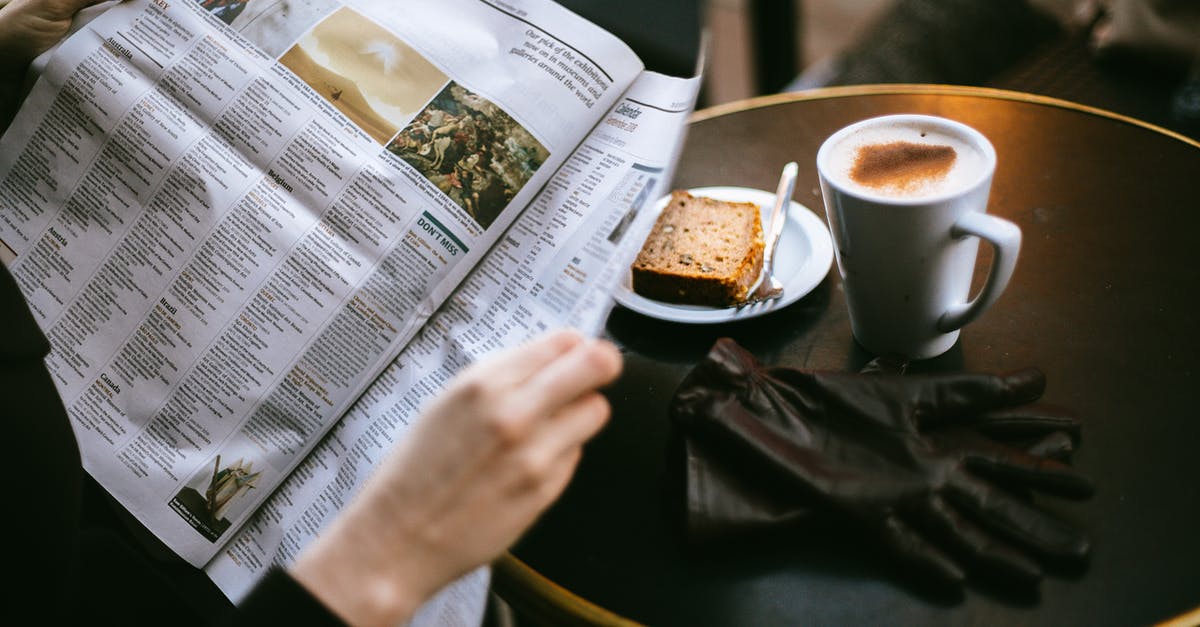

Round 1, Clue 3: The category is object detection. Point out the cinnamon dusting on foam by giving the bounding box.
[849,141,957,195]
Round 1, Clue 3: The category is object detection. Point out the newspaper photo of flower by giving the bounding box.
[204,456,262,521]
[170,454,264,542]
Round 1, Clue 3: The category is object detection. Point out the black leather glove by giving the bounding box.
[671,338,1093,590]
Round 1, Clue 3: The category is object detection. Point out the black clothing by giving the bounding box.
[0,264,341,625]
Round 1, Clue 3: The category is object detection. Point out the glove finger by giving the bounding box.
[910,369,1046,427]
[948,430,1094,499]
[947,474,1091,561]
[906,495,1042,586]
[876,513,965,590]
[670,338,760,426]
[1023,431,1076,461]
[962,431,1077,465]
[966,404,1082,443]
[858,356,909,375]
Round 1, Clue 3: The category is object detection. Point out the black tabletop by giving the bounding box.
[510,86,1200,626]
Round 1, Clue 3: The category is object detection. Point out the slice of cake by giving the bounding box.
[631,190,764,306]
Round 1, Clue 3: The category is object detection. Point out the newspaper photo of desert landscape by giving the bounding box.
[278,6,448,145]
[387,82,549,229]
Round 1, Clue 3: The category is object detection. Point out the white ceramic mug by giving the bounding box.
[816,114,1020,360]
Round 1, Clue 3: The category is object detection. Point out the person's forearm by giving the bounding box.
[290,506,428,627]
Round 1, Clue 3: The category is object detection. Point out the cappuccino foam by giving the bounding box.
[825,122,987,200]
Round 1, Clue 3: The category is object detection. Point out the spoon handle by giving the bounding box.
[763,162,798,273]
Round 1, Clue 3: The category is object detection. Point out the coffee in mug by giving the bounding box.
[817,114,1019,360]
[823,122,989,201]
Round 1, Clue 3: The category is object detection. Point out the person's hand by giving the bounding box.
[671,338,1092,591]
[0,0,106,77]
[291,330,622,626]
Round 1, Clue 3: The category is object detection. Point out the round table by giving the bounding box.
[500,85,1200,626]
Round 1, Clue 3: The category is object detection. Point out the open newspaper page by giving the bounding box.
[205,70,702,624]
[0,0,643,565]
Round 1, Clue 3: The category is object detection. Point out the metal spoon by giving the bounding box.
[741,161,797,307]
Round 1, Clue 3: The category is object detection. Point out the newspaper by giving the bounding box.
[0,0,699,621]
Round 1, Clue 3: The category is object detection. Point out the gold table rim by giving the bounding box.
[690,83,1200,150]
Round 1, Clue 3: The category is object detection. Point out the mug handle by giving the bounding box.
[937,211,1021,333]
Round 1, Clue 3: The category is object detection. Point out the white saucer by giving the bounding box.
[613,186,834,324]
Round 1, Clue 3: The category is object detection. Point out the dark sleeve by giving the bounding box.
[2,265,345,625]
[223,567,345,626]
[1,263,84,621]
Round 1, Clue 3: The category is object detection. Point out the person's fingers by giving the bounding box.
[496,393,608,502]
[527,391,611,462]
[500,444,583,529]
[946,473,1091,561]
[907,495,1042,586]
[503,437,583,506]
[462,329,584,389]
[910,369,1046,426]
[512,338,622,419]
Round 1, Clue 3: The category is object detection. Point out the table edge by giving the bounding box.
[690,84,1200,150]
[501,544,1200,626]
[494,553,646,626]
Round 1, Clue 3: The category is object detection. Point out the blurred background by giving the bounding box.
[720,0,1200,139]
[705,0,890,104]
[563,0,1200,140]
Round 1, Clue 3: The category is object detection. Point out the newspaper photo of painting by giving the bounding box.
[169,455,262,542]
[278,6,448,145]
[387,82,550,230]
[196,0,250,25]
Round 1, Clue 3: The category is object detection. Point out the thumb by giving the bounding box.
[33,0,112,21]
[2,0,107,22]
[0,0,114,67]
